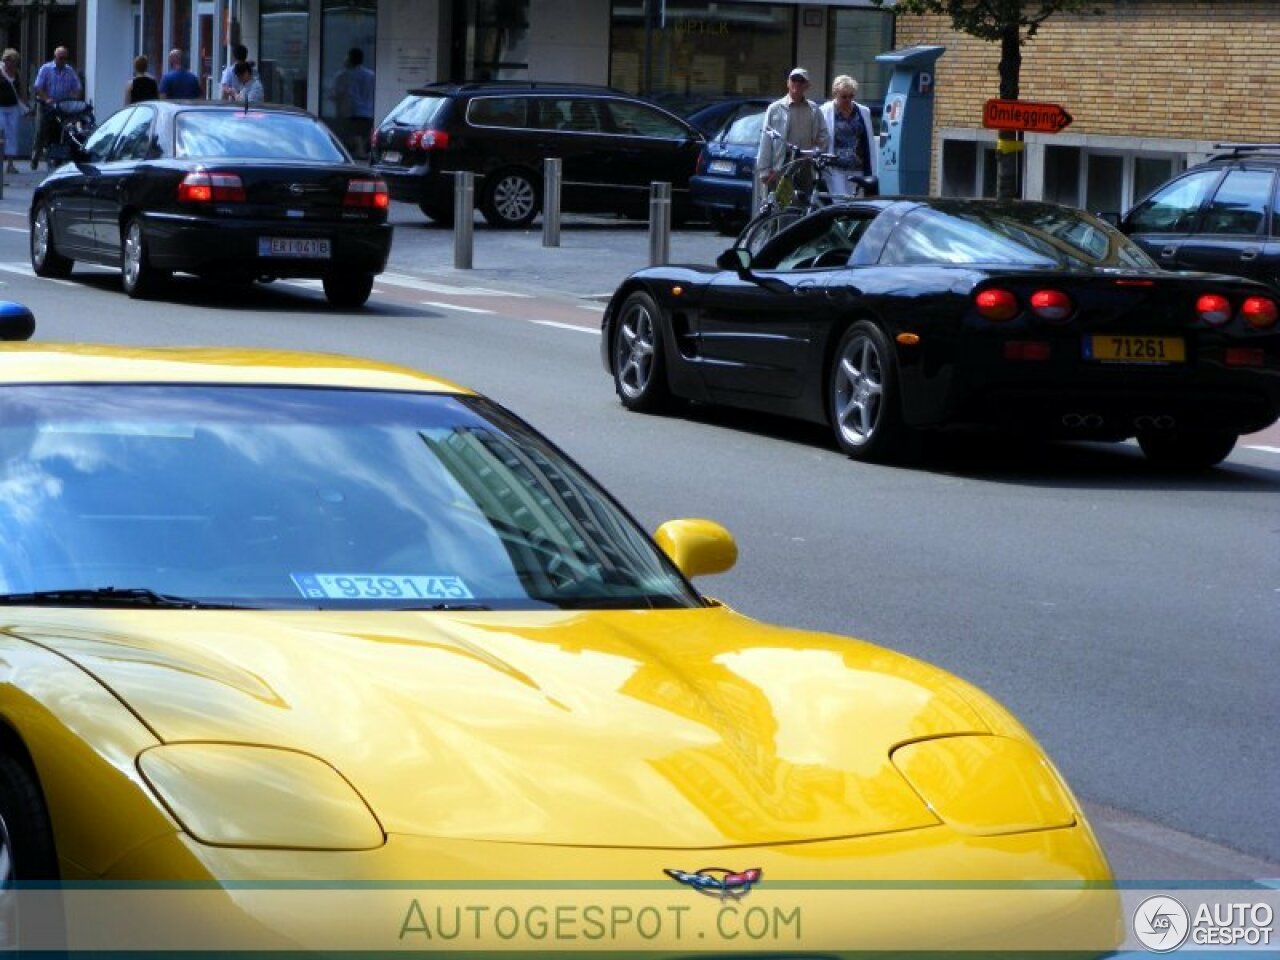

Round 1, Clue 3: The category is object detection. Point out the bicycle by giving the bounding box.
[740,128,878,254]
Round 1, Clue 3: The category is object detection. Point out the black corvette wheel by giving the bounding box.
[480,168,539,228]
[30,203,73,279]
[829,321,909,463]
[121,218,168,299]
[323,271,375,308]
[612,291,673,412]
[0,752,60,949]
[1137,428,1237,470]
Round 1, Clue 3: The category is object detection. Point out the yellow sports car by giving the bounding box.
[0,311,1118,955]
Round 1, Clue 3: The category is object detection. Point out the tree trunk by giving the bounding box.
[996,25,1022,200]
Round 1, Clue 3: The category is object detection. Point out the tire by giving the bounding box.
[1137,428,1237,470]
[323,271,375,308]
[612,291,673,413]
[0,752,60,950]
[120,218,168,299]
[480,168,539,228]
[30,203,73,278]
[829,321,910,463]
[418,200,455,223]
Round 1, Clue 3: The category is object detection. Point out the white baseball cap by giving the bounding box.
[788,67,810,82]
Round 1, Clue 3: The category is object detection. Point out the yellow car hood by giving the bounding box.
[17,606,991,848]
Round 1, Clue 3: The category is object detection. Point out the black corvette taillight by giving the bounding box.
[1241,296,1278,329]
[975,288,1018,321]
[1196,294,1232,326]
[1029,289,1073,321]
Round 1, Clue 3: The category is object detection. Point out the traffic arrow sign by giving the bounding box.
[982,99,1073,133]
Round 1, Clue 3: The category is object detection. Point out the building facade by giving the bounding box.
[3,0,1276,213]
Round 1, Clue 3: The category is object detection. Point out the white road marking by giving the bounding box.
[1243,445,1280,454]
[531,319,599,335]
[577,303,604,312]
[1,226,27,234]
[378,273,531,297]
[420,300,495,315]
[0,263,31,276]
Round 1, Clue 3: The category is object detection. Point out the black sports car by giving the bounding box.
[30,100,392,307]
[602,199,1280,468]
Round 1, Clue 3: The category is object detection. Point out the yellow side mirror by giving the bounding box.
[654,518,737,579]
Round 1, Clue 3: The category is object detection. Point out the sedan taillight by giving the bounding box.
[177,169,246,204]
[345,178,389,210]
[1240,296,1278,329]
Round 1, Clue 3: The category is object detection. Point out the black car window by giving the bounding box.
[606,101,689,139]
[1125,168,1221,233]
[81,107,134,163]
[552,98,603,133]
[1199,168,1274,236]
[752,212,875,270]
[174,111,347,161]
[384,94,449,128]
[467,96,529,128]
[110,106,155,162]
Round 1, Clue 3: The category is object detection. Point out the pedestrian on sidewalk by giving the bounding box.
[234,61,264,104]
[219,44,250,101]
[159,49,202,100]
[0,49,30,175]
[329,47,375,160]
[125,55,159,104]
[756,67,827,202]
[819,74,877,197]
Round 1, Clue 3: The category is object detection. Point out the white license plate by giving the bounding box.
[709,159,736,174]
[381,150,402,164]
[258,237,331,259]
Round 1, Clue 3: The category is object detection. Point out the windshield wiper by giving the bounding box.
[0,588,247,609]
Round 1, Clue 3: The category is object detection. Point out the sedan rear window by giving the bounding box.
[174,111,347,162]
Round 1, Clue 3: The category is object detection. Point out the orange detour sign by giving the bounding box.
[982,99,1073,133]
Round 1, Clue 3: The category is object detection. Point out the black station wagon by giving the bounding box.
[370,82,704,228]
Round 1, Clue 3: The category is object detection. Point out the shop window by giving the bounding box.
[261,0,310,108]
[321,0,377,125]
[941,139,1001,197]
[609,0,793,114]
[1085,153,1123,216]
[453,0,529,82]
[1044,144,1081,207]
[826,8,894,106]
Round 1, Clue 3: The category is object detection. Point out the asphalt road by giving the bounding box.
[1,180,1277,882]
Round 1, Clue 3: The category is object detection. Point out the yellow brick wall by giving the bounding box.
[894,0,1280,142]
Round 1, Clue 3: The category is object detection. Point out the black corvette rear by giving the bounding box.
[603,199,1280,468]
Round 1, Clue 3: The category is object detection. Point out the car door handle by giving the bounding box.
[795,281,817,296]
[1159,246,1177,258]
[1239,248,1259,261]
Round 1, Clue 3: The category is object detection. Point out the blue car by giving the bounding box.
[689,103,768,235]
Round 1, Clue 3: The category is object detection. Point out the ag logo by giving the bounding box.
[1134,895,1190,952]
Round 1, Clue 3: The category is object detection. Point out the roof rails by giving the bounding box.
[410,80,625,95]
[1211,142,1280,156]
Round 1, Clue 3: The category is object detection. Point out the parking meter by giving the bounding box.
[875,45,945,196]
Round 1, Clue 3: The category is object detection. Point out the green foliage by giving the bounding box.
[871,0,1100,42]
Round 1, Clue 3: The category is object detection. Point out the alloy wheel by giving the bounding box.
[832,331,884,448]
[31,209,50,268]
[615,301,655,400]
[122,222,144,290]
[491,174,536,224]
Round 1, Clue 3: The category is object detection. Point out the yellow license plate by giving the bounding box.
[1087,335,1185,363]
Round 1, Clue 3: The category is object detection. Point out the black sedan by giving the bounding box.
[602,199,1280,468]
[30,100,392,307]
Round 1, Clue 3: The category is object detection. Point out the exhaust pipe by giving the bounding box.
[1135,415,1177,430]
[1062,413,1105,429]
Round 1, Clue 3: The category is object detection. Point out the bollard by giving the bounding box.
[453,171,474,270]
[648,181,671,266]
[542,158,561,247]
[0,127,6,199]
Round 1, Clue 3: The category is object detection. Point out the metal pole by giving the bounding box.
[0,128,6,199]
[453,171,474,270]
[648,181,671,266]
[542,158,561,247]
